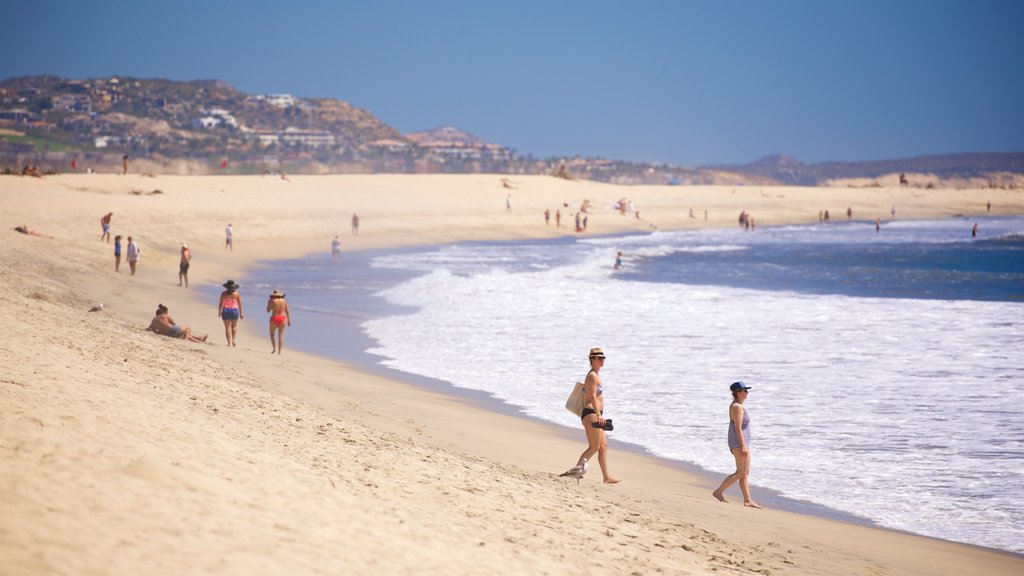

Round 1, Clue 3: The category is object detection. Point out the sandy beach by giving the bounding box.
[3,173,1022,575]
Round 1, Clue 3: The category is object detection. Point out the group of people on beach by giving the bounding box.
[94,212,294,353]
[101,213,141,275]
[214,280,292,353]
[562,347,762,508]
[147,279,292,353]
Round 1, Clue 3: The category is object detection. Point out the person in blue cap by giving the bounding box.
[712,381,762,508]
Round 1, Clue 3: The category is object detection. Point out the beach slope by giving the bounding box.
[2,174,1021,575]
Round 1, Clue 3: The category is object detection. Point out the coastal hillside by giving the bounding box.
[1,75,1022,187]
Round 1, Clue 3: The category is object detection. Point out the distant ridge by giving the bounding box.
[706,152,1024,186]
[1,74,1022,186]
[405,126,489,147]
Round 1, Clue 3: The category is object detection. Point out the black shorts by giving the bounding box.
[581,408,602,420]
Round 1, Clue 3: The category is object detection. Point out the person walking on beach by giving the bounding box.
[544,208,550,226]
[113,235,122,272]
[178,243,191,287]
[331,235,342,261]
[712,381,762,508]
[570,348,620,484]
[555,209,561,228]
[126,236,140,275]
[218,280,243,347]
[122,155,129,175]
[225,224,233,251]
[100,212,113,243]
[351,213,360,235]
[266,289,291,355]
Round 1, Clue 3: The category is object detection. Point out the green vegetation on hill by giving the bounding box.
[1,75,1021,185]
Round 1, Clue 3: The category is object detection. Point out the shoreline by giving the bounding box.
[4,174,1023,574]
[235,235,887,530]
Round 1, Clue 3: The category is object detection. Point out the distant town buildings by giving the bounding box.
[52,94,92,113]
[254,127,336,148]
[245,94,297,108]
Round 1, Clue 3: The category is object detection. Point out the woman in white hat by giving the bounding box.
[712,381,762,508]
[573,347,620,484]
[266,289,291,354]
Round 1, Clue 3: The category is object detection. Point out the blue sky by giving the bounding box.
[3,0,1022,165]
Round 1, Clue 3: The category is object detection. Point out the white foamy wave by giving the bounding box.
[363,228,1024,553]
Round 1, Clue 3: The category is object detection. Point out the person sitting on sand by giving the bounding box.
[147,304,208,343]
[266,289,291,355]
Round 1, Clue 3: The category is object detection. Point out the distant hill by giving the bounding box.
[405,126,489,147]
[1,75,1021,186]
[706,153,1024,186]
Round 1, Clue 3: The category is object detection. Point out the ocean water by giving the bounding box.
[246,216,1024,554]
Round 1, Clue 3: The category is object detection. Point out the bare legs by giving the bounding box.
[129,260,137,275]
[223,319,237,346]
[270,323,285,354]
[180,326,208,344]
[577,413,620,484]
[712,449,762,508]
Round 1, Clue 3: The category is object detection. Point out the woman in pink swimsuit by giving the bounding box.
[266,289,291,355]
[218,279,244,347]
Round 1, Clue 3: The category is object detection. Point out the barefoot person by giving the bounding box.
[217,280,243,347]
[572,347,620,484]
[126,236,140,275]
[178,243,191,287]
[113,235,122,272]
[266,289,291,354]
[712,381,762,508]
[147,304,208,343]
[100,212,113,243]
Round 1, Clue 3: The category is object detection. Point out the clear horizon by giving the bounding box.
[3,0,1022,166]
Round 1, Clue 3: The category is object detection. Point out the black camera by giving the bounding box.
[590,418,613,431]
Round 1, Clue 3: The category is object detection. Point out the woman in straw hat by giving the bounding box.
[217,280,244,347]
[266,289,291,355]
[573,347,620,484]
